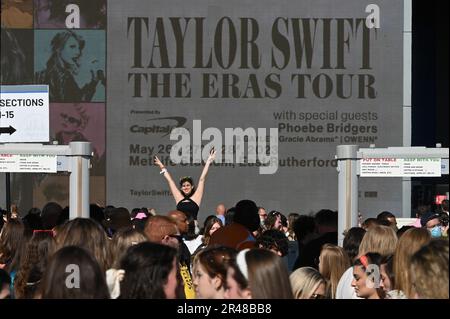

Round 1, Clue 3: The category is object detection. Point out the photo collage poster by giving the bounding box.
[1,0,106,210]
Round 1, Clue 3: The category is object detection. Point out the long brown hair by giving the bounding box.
[55,218,110,272]
[393,228,431,297]
[202,216,223,246]
[14,231,55,298]
[410,239,449,299]
[0,219,25,271]
[319,244,350,298]
[40,246,109,299]
[119,242,178,299]
[246,249,293,299]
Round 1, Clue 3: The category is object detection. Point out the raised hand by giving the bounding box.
[207,147,217,163]
[154,156,164,169]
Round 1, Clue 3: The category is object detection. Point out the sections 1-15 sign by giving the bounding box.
[0,85,49,143]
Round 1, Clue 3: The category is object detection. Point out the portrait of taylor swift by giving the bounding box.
[34,29,105,102]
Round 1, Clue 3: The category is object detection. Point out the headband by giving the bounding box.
[359,255,369,268]
[33,229,55,237]
[236,249,250,281]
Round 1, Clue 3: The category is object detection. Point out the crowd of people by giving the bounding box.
[0,198,448,299]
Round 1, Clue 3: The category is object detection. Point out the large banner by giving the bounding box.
[106,0,404,218]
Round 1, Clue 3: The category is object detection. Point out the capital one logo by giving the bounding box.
[170,120,279,175]
[130,116,187,137]
[65,264,80,289]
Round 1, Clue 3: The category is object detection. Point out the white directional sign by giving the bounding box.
[0,154,57,173]
[0,85,49,143]
[360,158,442,177]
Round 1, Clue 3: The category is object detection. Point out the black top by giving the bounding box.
[293,231,338,270]
[35,68,98,102]
[176,197,199,221]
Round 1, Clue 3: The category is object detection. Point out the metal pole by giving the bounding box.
[336,145,359,247]
[402,177,412,218]
[403,0,413,219]
[68,142,92,219]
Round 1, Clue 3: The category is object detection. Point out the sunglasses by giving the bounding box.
[61,113,82,126]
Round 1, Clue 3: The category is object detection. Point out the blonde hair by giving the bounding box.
[393,228,431,298]
[319,244,350,298]
[290,267,326,299]
[410,239,449,299]
[110,228,147,268]
[358,225,397,258]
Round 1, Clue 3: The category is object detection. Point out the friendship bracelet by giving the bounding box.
[160,168,167,175]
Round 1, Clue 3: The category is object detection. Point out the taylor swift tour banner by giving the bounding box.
[107,0,405,217]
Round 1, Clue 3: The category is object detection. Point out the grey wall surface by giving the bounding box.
[107,0,404,220]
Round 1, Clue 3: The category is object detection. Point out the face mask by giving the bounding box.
[430,226,442,238]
